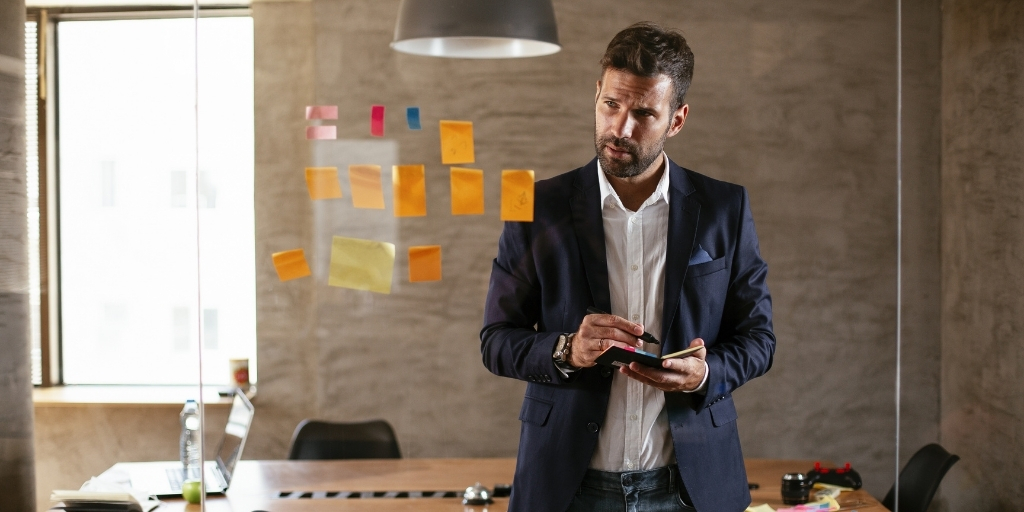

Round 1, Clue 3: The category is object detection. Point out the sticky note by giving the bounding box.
[305,167,343,200]
[306,126,336,140]
[439,120,475,164]
[328,236,395,294]
[305,105,338,120]
[271,249,311,281]
[408,245,442,282]
[450,167,484,215]
[392,164,427,217]
[348,164,385,209]
[371,105,385,137]
[406,107,421,130]
[501,169,535,222]
[744,505,775,512]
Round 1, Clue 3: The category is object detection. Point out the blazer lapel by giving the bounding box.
[570,159,611,313]
[661,160,700,346]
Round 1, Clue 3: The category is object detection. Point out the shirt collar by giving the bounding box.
[596,152,671,210]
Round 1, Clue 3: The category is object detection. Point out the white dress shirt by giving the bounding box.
[589,155,707,473]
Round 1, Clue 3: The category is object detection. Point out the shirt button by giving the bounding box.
[630,414,638,421]
[632,314,639,321]
[626,462,634,470]
[631,264,638,271]
[630,217,637,224]
[587,422,599,433]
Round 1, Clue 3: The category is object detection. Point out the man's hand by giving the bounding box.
[569,312,645,368]
[621,338,707,392]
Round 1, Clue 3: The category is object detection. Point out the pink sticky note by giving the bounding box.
[306,126,337,140]
[371,105,385,137]
[305,106,338,120]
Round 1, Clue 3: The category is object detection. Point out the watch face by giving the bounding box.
[555,335,568,358]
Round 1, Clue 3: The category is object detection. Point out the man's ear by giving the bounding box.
[667,104,689,138]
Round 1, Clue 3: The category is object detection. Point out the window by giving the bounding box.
[25,20,42,385]
[50,15,256,385]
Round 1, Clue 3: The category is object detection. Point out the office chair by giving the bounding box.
[881,443,959,512]
[287,419,402,460]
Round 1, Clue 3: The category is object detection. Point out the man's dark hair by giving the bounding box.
[600,22,694,111]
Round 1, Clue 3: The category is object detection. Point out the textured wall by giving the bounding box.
[940,0,1024,509]
[248,0,941,499]
[0,0,37,509]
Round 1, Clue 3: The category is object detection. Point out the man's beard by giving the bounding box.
[594,131,667,179]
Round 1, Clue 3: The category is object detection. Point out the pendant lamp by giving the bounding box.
[391,0,560,59]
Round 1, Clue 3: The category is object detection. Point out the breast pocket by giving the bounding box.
[686,256,727,279]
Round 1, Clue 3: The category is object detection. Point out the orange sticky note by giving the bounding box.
[348,164,385,209]
[501,170,535,222]
[450,167,484,215]
[305,167,343,200]
[392,164,427,217]
[408,245,442,282]
[439,120,475,164]
[271,249,311,281]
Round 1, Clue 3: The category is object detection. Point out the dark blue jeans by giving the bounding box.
[567,465,697,512]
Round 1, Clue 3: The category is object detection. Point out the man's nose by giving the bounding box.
[608,112,636,139]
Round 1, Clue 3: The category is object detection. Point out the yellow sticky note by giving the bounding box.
[439,120,475,164]
[408,245,442,282]
[744,505,775,512]
[305,167,343,200]
[392,164,427,217]
[271,249,311,281]
[501,169,535,222]
[450,167,484,215]
[328,236,395,294]
[348,164,385,209]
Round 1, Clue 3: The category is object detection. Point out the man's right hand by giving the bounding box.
[569,312,646,368]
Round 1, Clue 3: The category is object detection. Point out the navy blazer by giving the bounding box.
[481,157,775,512]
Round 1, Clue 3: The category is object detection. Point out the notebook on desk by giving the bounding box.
[125,388,254,498]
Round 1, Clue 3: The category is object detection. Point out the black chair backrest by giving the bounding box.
[882,443,959,512]
[287,419,401,460]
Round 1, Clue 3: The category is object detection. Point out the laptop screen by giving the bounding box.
[214,389,254,485]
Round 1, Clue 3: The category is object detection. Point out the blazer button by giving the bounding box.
[600,367,612,378]
[587,422,599,433]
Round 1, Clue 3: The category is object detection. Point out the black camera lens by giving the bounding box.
[781,472,810,505]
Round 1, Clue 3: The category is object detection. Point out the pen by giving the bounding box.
[586,307,661,345]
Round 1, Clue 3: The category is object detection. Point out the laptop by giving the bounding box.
[125,388,255,498]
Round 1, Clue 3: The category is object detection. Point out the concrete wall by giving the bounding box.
[0,0,37,509]
[940,0,1024,509]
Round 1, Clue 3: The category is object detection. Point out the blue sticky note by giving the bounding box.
[406,107,422,130]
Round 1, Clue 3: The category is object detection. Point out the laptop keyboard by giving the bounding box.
[165,465,224,491]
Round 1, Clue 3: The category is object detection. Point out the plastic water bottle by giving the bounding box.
[179,400,201,476]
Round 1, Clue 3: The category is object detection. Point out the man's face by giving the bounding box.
[594,68,688,179]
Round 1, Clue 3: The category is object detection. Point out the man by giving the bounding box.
[481,22,774,512]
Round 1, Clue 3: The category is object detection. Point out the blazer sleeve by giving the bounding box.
[479,219,568,384]
[699,187,775,408]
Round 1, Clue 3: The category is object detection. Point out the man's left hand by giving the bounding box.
[620,338,707,392]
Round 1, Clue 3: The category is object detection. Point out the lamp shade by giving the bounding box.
[391,0,560,59]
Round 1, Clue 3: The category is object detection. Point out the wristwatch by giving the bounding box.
[553,333,578,376]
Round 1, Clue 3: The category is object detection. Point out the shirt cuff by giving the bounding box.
[681,360,709,395]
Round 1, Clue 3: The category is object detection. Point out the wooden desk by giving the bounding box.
[114,458,888,511]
